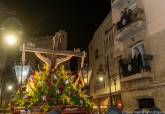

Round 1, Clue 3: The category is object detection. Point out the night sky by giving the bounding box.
[2,0,110,50]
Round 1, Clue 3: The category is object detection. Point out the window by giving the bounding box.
[119,42,146,77]
[95,49,99,59]
[111,73,120,92]
[138,98,155,109]
[109,32,114,48]
[105,30,114,49]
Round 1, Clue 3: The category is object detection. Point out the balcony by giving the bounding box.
[114,8,146,41]
[119,54,153,82]
[121,72,153,82]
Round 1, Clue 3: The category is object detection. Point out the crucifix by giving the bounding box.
[34,32,86,70]
[21,31,86,85]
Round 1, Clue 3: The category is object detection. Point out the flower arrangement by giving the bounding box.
[14,65,93,112]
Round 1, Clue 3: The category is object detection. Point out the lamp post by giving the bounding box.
[5,34,30,94]
[14,44,29,101]
[96,65,106,84]
[106,56,113,107]
[96,65,106,114]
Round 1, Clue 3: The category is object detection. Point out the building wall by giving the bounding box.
[148,29,165,82]
[111,0,165,111]
[89,12,122,111]
[143,0,165,36]
[89,24,107,97]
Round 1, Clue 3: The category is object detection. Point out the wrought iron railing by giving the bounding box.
[119,54,153,77]
[116,7,144,31]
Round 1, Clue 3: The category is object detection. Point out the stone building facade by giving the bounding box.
[89,12,121,114]
[111,0,165,111]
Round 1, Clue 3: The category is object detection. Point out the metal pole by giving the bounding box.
[102,36,113,107]
[0,71,2,107]
[87,65,89,88]
[20,43,25,98]
[106,56,113,106]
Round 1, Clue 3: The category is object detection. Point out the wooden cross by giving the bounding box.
[21,31,86,70]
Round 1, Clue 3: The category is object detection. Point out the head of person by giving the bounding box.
[121,11,125,17]
[128,9,132,14]
[124,8,129,14]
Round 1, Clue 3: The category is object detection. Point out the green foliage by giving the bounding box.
[14,65,93,112]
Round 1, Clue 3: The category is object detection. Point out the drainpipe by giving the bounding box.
[102,28,113,108]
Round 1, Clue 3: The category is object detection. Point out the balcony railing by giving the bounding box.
[119,54,153,81]
[114,8,145,41]
[121,72,153,82]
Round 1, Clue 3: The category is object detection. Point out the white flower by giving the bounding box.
[41,95,46,101]
[65,80,69,84]
[69,92,71,95]
[80,100,83,105]
[54,74,58,80]
[56,89,60,94]
[85,94,89,97]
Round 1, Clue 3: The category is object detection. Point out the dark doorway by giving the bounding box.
[138,98,155,109]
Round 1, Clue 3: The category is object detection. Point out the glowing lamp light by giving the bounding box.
[5,34,17,45]
[15,65,30,85]
[7,85,13,91]
[96,65,105,82]
[99,76,103,82]
[84,78,87,84]
[80,65,92,85]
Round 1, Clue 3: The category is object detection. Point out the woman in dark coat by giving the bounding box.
[133,48,143,73]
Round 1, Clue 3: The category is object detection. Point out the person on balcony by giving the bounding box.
[132,10,138,21]
[133,48,143,73]
[117,11,127,30]
[127,9,133,24]
[124,8,129,24]
[117,8,132,30]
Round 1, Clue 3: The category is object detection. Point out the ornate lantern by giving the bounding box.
[80,64,92,86]
[14,65,30,85]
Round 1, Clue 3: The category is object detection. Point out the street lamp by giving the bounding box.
[5,34,17,45]
[96,65,105,83]
[96,65,106,114]
[7,85,13,91]
[99,76,104,82]
[80,64,92,86]
[4,33,29,85]
[79,64,92,97]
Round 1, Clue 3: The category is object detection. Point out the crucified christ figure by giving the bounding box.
[34,32,85,70]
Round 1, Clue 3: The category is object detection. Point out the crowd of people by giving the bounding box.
[117,8,138,30]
